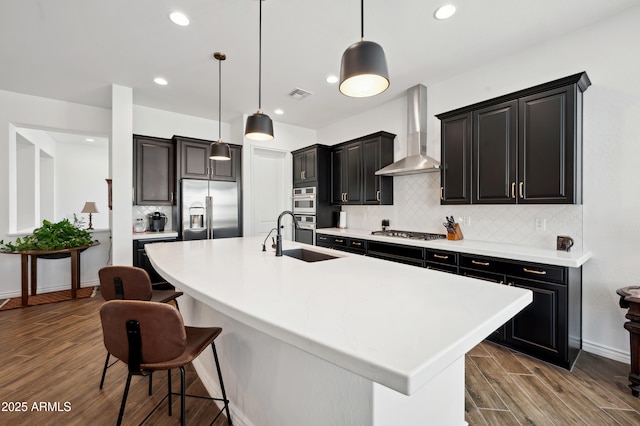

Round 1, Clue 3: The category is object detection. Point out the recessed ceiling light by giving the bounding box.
[169,12,190,26]
[154,77,168,86]
[274,109,284,115]
[326,75,339,84]
[85,138,95,142]
[434,4,456,20]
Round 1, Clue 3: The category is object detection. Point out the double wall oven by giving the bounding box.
[293,187,316,245]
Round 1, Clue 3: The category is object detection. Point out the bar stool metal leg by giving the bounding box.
[212,342,232,425]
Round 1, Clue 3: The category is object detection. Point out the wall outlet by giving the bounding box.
[458,216,471,226]
[535,217,546,231]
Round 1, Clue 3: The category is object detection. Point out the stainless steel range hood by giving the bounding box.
[375,84,440,176]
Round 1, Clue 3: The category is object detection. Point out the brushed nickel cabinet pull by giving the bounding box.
[170,192,174,204]
[519,182,524,199]
[507,282,514,286]
[434,254,449,260]
[376,190,380,202]
[472,260,490,266]
[511,182,516,198]
[440,187,444,201]
[319,236,327,240]
[352,242,362,246]
[523,268,547,275]
[335,239,344,243]
[344,193,348,202]
[499,281,504,285]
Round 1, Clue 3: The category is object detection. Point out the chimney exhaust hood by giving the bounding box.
[375,84,440,176]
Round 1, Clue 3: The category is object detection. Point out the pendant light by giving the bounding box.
[244,0,274,141]
[210,52,231,161]
[339,0,389,98]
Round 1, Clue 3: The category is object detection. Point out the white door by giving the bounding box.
[250,148,291,239]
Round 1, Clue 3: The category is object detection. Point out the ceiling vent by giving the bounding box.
[288,88,312,100]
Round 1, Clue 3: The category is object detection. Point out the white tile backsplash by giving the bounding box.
[132,206,173,232]
[342,173,583,251]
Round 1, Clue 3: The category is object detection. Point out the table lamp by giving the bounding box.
[81,202,99,230]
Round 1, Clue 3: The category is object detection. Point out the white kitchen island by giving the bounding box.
[146,236,532,426]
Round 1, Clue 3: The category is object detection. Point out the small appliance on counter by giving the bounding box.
[148,211,167,232]
[557,235,574,251]
[338,211,347,229]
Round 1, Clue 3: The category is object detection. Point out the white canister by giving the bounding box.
[338,211,347,228]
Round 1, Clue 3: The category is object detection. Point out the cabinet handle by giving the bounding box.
[471,260,490,266]
[302,170,306,180]
[499,280,504,285]
[352,241,362,246]
[523,267,547,275]
[170,192,174,204]
[335,239,344,243]
[319,236,327,241]
[507,282,514,286]
[519,182,524,199]
[511,182,516,199]
[344,193,348,202]
[434,254,449,260]
[440,187,444,201]
[376,190,380,202]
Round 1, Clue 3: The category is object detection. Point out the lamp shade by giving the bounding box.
[339,40,390,98]
[245,111,274,141]
[209,141,231,161]
[81,202,99,214]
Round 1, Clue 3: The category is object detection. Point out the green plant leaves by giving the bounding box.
[0,217,96,252]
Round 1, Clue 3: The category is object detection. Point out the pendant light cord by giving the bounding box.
[258,0,263,111]
[218,56,222,140]
[360,0,364,40]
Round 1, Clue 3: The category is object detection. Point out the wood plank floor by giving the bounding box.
[466,341,640,425]
[1,292,640,425]
[0,293,229,425]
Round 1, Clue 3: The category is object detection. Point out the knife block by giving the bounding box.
[447,224,464,241]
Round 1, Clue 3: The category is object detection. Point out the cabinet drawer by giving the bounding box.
[331,237,347,246]
[506,262,565,284]
[316,234,331,248]
[460,268,506,285]
[348,239,366,251]
[460,255,508,272]
[426,263,458,274]
[426,249,458,266]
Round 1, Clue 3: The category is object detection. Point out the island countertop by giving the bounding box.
[146,236,532,396]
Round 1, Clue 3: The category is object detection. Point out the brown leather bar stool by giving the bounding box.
[100,300,232,426]
[98,265,183,391]
[617,286,640,396]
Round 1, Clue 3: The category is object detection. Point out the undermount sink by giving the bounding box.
[282,248,338,262]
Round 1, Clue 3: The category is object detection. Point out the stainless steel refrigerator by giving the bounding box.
[180,179,241,240]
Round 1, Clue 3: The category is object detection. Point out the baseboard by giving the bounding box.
[582,339,630,364]
[192,358,253,426]
[0,279,100,299]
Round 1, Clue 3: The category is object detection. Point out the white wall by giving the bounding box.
[318,7,640,362]
[0,90,111,298]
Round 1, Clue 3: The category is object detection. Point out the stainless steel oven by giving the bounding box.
[294,214,316,245]
[292,187,316,215]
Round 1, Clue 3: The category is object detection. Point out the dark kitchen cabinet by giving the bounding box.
[439,113,472,204]
[291,145,333,205]
[331,131,395,206]
[366,241,425,267]
[175,136,239,182]
[332,141,362,205]
[293,148,317,185]
[437,72,590,205]
[472,100,517,204]
[133,135,175,206]
[362,134,394,205]
[460,253,580,369]
[133,237,177,285]
[316,234,366,254]
[425,249,458,274]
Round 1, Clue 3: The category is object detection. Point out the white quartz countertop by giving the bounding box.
[132,230,178,240]
[146,236,532,395]
[317,228,591,268]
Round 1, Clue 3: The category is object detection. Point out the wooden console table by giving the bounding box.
[617,286,640,396]
[2,243,99,307]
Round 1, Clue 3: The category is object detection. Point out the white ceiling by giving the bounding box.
[1,0,637,131]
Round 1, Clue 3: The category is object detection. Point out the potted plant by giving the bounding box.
[0,215,97,253]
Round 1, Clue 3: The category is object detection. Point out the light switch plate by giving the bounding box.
[535,217,546,231]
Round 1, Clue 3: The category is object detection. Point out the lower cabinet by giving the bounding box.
[315,232,582,370]
[133,238,177,286]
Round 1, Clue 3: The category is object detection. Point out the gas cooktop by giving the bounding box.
[371,229,446,241]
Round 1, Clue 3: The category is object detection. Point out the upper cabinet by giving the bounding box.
[133,135,175,206]
[331,131,395,206]
[291,145,333,203]
[437,72,590,205]
[293,148,317,185]
[174,136,239,182]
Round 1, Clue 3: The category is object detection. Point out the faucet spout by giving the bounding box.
[275,210,298,256]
